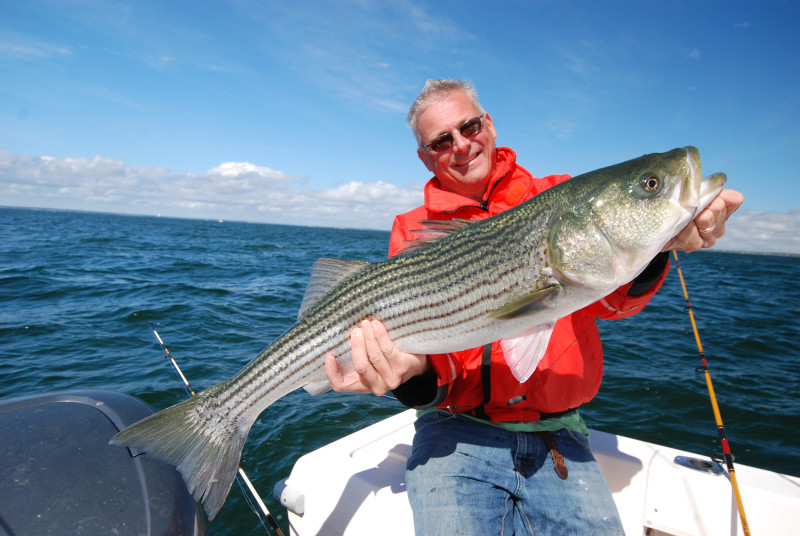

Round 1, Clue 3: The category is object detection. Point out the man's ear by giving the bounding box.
[417,148,434,172]
[485,112,498,140]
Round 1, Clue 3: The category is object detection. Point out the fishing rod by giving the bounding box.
[149,324,195,397]
[671,252,751,536]
[147,321,286,536]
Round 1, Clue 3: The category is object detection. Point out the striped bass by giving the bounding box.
[112,146,726,520]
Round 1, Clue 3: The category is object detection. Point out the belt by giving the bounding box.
[534,431,569,480]
[539,407,578,420]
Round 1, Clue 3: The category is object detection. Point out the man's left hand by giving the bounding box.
[663,188,744,252]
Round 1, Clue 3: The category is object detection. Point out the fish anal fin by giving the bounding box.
[299,258,371,319]
[490,284,563,320]
[303,380,333,396]
[501,323,555,383]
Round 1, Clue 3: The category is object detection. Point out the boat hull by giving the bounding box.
[276,409,800,536]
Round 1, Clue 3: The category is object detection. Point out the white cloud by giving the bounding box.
[544,119,577,141]
[719,209,800,255]
[0,38,72,60]
[240,0,469,113]
[2,149,799,254]
[0,149,422,230]
[209,162,292,181]
[321,181,415,203]
[560,51,586,75]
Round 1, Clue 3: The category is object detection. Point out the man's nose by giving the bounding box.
[451,131,471,153]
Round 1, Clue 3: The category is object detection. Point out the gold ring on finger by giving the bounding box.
[699,223,716,234]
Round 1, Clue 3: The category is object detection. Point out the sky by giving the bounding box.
[1,0,799,254]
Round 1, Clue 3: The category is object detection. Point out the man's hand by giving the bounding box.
[663,188,744,252]
[324,319,429,396]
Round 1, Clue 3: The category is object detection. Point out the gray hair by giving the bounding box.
[407,79,485,143]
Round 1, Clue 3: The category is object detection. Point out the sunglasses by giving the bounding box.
[421,115,485,153]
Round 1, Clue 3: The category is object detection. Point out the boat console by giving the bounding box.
[0,389,206,535]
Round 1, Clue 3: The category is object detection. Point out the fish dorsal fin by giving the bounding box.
[299,258,370,319]
[399,218,476,255]
[501,323,555,383]
[490,284,563,320]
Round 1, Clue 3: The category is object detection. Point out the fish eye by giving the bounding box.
[642,175,660,191]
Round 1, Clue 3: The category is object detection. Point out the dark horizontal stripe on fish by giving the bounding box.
[199,210,553,424]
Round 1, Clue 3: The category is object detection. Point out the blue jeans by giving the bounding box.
[406,411,624,536]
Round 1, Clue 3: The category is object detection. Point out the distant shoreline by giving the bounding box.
[3,204,798,258]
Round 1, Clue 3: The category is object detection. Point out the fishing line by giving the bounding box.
[146,322,286,536]
[671,251,751,536]
[236,469,273,534]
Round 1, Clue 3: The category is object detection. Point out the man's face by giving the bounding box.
[416,90,498,202]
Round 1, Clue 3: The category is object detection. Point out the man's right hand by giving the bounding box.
[324,319,429,396]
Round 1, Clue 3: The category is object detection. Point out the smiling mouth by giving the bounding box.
[453,151,480,169]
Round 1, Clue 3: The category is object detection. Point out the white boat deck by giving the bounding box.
[277,409,800,535]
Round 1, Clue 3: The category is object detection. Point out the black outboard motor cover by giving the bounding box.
[0,390,207,535]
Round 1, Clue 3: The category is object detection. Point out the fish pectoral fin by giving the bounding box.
[298,258,372,319]
[303,380,333,396]
[490,284,563,320]
[501,323,555,383]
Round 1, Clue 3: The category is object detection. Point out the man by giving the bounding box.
[324,79,744,535]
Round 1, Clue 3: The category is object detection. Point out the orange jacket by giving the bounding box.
[390,147,669,422]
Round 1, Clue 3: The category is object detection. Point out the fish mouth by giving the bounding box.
[680,146,727,216]
[697,172,727,211]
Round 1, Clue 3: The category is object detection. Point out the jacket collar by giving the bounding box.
[424,147,517,214]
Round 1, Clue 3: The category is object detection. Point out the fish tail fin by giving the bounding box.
[110,386,248,520]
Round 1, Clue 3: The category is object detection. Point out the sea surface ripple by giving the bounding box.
[1,207,798,534]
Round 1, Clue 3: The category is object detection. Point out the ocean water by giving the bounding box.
[1,206,798,534]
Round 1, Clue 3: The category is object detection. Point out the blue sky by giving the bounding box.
[1,0,799,254]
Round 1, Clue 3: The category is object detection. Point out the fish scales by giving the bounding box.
[111,146,727,520]
[187,219,548,465]
[198,201,558,441]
